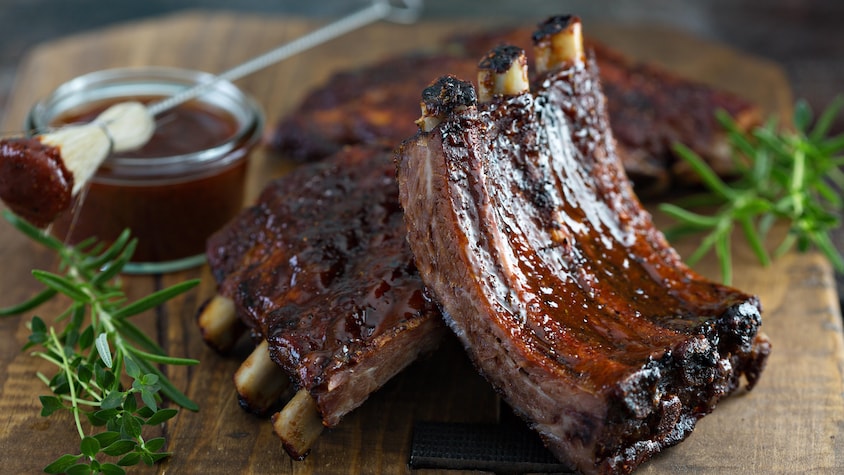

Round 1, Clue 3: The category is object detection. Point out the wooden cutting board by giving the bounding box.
[0,11,842,475]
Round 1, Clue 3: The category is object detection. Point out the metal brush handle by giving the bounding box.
[147,0,423,117]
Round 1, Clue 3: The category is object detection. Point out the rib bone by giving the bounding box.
[196,295,244,353]
[477,45,530,102]
[234,340,292,415]
[534,15,585,73]
[271,389,325,460]
[415,75,477,132]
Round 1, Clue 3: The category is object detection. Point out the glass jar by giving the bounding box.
[26,67,264,274]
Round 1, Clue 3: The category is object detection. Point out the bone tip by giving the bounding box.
[477,44,530,102]
[532,14,582,43]
[234,340,292,415]
[196,295,243,353]
[533,15,585,72]
[416,75,477,132]
[272,389,325,460]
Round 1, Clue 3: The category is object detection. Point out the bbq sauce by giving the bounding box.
[61,98,237,159]
[48,98,247,267]
[37,83,263,272]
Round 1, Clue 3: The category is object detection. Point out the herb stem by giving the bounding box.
[1,210,199,474]
[50,327,86,441]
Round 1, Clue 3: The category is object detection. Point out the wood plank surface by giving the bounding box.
[0,11,842,474]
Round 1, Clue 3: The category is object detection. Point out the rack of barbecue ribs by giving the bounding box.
[199,14,769,473]
[199,145,446,459]
[271,22,760,195]
[396,16,769,474]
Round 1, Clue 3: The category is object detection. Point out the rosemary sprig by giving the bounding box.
[660,97,844,284]
[0,209,199,475]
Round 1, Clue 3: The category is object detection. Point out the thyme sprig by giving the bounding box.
[660,97,844,284]
[0,210,200,475]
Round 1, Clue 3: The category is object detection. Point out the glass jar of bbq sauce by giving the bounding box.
[26,67,264,274]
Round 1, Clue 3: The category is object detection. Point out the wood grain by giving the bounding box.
[0,11,841,474]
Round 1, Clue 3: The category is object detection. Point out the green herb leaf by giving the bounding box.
[100,391,124,410]
[111,279,200,319]
[0,288,57,316]
[39,395,64,417]
[143,437,167,453]
[662,97,844,281]
[1,209,64,251]
[124,355,142,380]
[140,388,158,413]
[102,440,138,457]
[94,333,113,368]
[78,325,95,351]
[43,454,83,474]
[92,431,121,448]
[3,199,198,474]
[99,463,127,475]
[111,319,167,355]
[65,464,94,475]
[146,408,179,426]
[80,436,101,458]
[31,270,91,303]
[127,344,200,366]
[116,452,142,467]
[122,414,143,439]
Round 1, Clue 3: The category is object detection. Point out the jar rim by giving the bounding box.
[26,66,264,181]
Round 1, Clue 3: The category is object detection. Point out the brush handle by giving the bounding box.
[146,0,422,117]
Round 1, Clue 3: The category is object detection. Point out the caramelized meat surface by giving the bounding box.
[206,145,445,427]
[271,54,475,161]
[396,19,768,474]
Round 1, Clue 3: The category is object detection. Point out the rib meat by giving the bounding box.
[271,25,760,194]
[205,145,445,433]
[396,17,769,475]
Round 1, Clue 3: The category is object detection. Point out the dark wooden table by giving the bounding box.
[0,7,842,475]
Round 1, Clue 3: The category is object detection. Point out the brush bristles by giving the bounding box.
[40,124,112,196]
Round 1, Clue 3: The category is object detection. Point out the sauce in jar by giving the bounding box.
[62,98,239,159]
[27,68,263,273]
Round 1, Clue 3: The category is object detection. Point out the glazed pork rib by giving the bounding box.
[397,16,769,474]
[201,145,446,458]
[271,25,760,194]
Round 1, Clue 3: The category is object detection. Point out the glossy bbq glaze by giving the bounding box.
[0,137,71,228]
[396,16,769,475]
[206,146,445,427]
